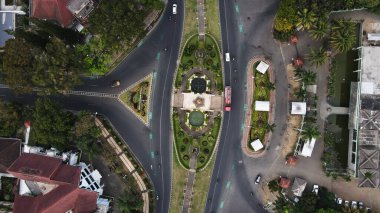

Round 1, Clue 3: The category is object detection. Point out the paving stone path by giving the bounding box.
[181,150,198,213]
[197,0,205,40]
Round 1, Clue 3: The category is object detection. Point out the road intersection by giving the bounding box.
[0,0,289,212]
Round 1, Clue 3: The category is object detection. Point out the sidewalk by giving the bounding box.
[95,118,150,213]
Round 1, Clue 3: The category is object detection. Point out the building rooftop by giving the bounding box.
[7,153,80,185]
[0,138,21,173]
[31,0,74,27]
[361,47,380,95]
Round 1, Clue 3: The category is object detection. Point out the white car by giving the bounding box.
[351,201,357,209]
[336,198,343,205]
[344,200,349,207]
[312,184,319,195]
[225,53,230,62]
[172,4,177,14]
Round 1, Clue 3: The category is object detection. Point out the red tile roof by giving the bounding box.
[13,185,98,213]
[0,138,21,173]
[7,153,80,185]
[9,153,98,213]
[31,0,75,27]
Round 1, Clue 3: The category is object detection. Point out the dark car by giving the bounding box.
[111,80,120,87]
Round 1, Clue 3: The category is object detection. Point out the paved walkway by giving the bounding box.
[197,0,205,40]
[95,118,150,213]
[181,150,198,213]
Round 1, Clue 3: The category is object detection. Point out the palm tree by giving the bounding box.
[302,70,316,85]
[330,19,356,53]
[307,47,328,67]
[296,8,317,30]
[265,81,275,90]
[295,87,306,100]
[309,17,330,40]
[266,123,276,132]
[301,125,320,141]
[294,68,305,79]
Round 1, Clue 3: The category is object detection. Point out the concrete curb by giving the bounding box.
[242,56,275,158]
[118,73,153,127]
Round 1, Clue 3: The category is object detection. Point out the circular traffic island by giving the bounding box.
[191,77,207,93]
[189,111,205,127]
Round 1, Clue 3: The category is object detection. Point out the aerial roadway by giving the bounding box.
[0,0,288,212]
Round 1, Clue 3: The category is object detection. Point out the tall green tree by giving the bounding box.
[117,190,144,213]
[88,0,144,49]
[301,125,321,141]
[268,179,280,192]
[1,38,38,93]
[307,48,328,67]
[32,37,81,95]
[0,99,23,137]
[302,71,317,85]
[75,36,112,75]
[296,8,317,30]
[273,194,293,213]
[30,98,74,150]
[310,18,330,40]
[330,19,356,52]
[295,191,318,213]
[74,111,101,160]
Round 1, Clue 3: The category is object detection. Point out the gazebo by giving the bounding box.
[279,177,291,189]
[293,57,304,68]
[290,35,298,44]
[255,101,270,112]
[286,156,298,166]
[256,61,269,74]
[250,139,264,152]
[292,177,307,197]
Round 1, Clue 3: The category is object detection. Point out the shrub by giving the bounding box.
[199,156,205,163]
[210,51,216,58]
[183,155,189,161]
[202,141,208,146]
[207,135,214,141]
[188,59,193,66]
[178,131,184,137]
[203,148,209,154]
[180,145,186,152]
[183,138,189,144]
[206,59,213,66]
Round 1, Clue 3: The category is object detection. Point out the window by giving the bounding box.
[353,129,357,141]
[351,153,356,164]
[352,142,356,152]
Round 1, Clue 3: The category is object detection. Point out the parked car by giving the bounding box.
[358,201,364,210]
[312,185,319,195]
[344,200,350,207]
[336,198,343,205]
[351,201,357,209]
[225,53,230,62]
[366,207,372,213]
[172,4,177,14]
[255,175,261,184]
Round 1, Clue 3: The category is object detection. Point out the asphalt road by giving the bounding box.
[0,1,183,213]
[204,0,288,212]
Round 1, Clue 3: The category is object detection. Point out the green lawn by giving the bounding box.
[197,116,221,170]
[173,112,192,168]
[169,149,188,213]
[191,152,216,213]
[182,0,198,48]
[205,0,221,43]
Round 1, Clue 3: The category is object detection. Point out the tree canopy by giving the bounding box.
[74,111,101,160]
[0,99,23,137]
[30,98,74,150]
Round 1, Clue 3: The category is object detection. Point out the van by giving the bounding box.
[172,4,177,14]
[225,53,230,62]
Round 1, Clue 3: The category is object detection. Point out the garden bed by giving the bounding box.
[119,74,152,124]
[176,34,222,92]
[248,62,272,151]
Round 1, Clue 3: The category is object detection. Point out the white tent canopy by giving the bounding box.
[291,102,307,115]
[255,101,270,112]
[299,138,316,157]
[256,61,269,74]
[368,33,380,41]
[250,139,264,151]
